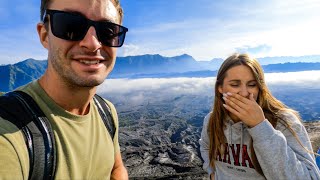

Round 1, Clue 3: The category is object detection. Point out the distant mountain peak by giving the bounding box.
[171,54,195,63]
[176,53,192,57]
[16,58,37,64]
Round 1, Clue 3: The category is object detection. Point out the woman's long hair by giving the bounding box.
[208,53,302,175]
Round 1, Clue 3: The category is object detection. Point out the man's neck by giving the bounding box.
[38,72,97,115]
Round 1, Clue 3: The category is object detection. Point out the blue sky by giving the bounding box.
[1,0,320,64]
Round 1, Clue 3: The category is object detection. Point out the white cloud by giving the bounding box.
[265,71,320,88]
[117,44,141,57]
[97,77,215,95]
[97,71,320,96]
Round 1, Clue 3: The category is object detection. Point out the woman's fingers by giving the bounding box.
[223,93,247,109]
[223,95,245,113]
[222,92,265,127]
[223,103,241,118]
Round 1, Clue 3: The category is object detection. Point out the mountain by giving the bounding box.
[0,54,221,91]
[1,54,320,92]
[0,59,47,92]
[110,54,213,76]
[263,62,320,72]
[258,55,320,65]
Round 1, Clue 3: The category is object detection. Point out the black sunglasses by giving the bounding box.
[43,9,128,47]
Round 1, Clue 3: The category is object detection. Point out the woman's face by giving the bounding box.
[218,65,259,101]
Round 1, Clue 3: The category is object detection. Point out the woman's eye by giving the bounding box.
[230,84,239,87]
[248,84,257,87]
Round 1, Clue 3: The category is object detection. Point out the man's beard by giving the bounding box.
[50,49,107,88]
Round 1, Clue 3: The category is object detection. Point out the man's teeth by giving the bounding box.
[79,60,100,65]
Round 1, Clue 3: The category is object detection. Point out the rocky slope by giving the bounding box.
[119,114,207,179]
[119,119,320,179]
[304,121,320,153]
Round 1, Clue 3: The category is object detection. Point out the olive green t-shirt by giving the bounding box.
[0,80,120,180]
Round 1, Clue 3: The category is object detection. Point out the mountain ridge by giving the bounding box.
[1,54,320,92]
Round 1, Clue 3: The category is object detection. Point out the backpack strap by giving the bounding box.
[93,94,116,140]
[0,91,56,180]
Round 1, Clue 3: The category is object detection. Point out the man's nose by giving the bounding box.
[79,26,102,52]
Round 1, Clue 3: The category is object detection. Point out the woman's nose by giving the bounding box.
[238,86,249,98]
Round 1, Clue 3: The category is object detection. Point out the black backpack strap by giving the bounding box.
[0,91,56,180]
[93,94,116,140]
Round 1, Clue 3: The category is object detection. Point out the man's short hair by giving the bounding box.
[40,0,124,24]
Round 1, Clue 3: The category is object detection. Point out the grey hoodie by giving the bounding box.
[199,111,320,180]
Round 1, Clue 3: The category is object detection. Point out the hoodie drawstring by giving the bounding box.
[229,120,233,146]
[240,123,244,160]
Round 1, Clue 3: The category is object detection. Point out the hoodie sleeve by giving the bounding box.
[199,113,215,176]
[248,111,320,180]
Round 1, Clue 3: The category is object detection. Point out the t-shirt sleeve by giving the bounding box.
[0,118,29,180]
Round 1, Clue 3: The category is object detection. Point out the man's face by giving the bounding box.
[44,0,120,87]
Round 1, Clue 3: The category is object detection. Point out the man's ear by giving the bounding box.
[37,23,49,49]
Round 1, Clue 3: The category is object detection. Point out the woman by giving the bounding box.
[199,53,320,179]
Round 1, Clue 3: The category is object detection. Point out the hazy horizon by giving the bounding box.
[1,53,320,66]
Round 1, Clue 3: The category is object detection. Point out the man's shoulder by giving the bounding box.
[0,117,23,137]
[17,80,42,97]
[0,117,29,179]
[0,83,46,132]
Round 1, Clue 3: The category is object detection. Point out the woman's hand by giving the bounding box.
[222,92,265,127]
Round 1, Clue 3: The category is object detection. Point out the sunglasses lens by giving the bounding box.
[97,23,127,47]
[50,12,88,41]
[47,10,128,47]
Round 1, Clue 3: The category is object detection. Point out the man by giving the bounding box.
[0,0,128,179]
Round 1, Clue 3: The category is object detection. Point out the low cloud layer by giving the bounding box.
[98,71,320,95]
[98,77,215,95]
[97,71,320,120]
[265,71,320,88]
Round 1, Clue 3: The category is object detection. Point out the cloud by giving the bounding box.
[97,77,216,107]
[117,44,141,57]
[236,44,272,56]
[98,77,215,95]
[97,71,320,97]
[265,71,320,88]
